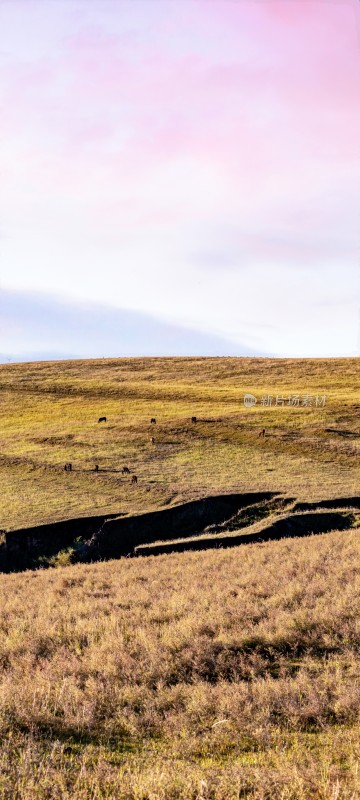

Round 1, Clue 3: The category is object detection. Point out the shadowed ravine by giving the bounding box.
[1,493,359,572]
[135,511,355,556]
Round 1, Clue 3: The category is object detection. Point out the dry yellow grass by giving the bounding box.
[0,357,359,530]
[0,529,360,798]
[1,356,360,798]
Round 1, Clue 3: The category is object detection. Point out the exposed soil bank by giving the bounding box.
[1,492,276,571]
[135,512,355,557]
[87,492,276,559]
[2,493,358,572]
[2,512,122,570]
[294,497,360,512]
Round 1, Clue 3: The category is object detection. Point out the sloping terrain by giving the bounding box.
[0,357,359,533]
[0,527,359,799]
[2,491,359,572]
[135,508,358,556]
[0,356,359,798]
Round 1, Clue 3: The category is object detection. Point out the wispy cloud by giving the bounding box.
[0,0,359,356]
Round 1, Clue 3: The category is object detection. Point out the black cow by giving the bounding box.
[151,418,156,424]
[259,428,266,438]
[98,416,107,423]
[131,474,138,484]
[191,416,197,423]
[94,464,99,472]
[64,463,72,471]
[122,466,130,474]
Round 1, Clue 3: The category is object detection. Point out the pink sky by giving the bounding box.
[0,0,359,357]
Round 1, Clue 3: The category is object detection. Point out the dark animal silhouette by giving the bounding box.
[98,417,107,423]
[64,463,72,471]
[151,418,156,424]
[259,428,266,438]
[122,466,130,474]
[191,416,197,423]
[131,474,138,484]
[94,464,99,472]
[150,436,155,444]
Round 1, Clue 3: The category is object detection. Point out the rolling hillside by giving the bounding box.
[0,357,359,797]
[0,357,359,534]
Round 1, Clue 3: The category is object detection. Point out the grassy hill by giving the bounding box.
[0,356,359,798]
[0,357,359,531]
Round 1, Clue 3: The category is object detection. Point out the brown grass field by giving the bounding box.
[0,356,359,798]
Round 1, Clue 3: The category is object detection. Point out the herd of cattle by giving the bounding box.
[63,417,266,485]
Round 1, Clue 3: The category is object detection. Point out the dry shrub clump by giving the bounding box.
[0,529,359,798]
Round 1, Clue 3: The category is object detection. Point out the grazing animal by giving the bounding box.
[191,416,197,423]
[94,464,99,472]
[64,463,72,471]
[150,436,155,444]
[131,474,138,484]
[259,428,266,438]
[122,466,130,474]
[98,416,107,423]
[151,418,156,424]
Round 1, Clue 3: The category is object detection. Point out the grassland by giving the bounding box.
[0,357,359,530]
[0,529,360,798]
[0,356,359,798]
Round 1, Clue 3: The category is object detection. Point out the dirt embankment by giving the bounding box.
[87,492,277,559]
[1,493,358,572]
[136,511,355,556]
[2,493,276,570]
